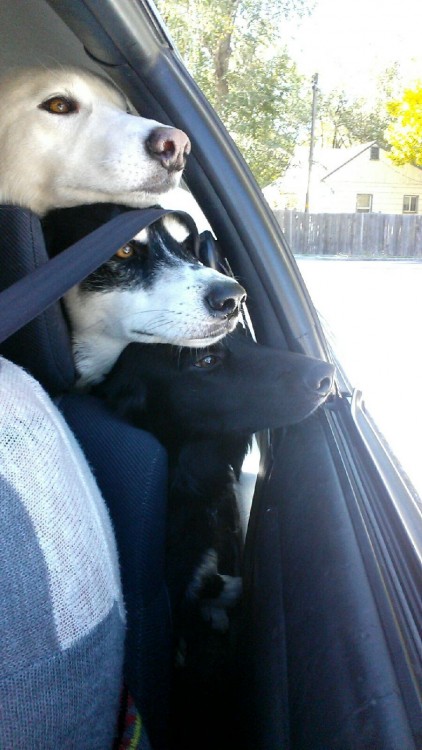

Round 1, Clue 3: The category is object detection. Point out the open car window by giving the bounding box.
[151,0,422,594]
[153,0,422,504]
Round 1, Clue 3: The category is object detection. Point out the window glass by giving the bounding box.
[156,0,422,499]
[356,193,373,212]
[403,195,419,213]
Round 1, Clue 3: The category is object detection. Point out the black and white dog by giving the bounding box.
[43,204,246,387]
[96,333,335,634]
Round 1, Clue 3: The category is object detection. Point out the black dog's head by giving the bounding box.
[97,330,335,442]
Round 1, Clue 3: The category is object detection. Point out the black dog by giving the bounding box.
[96,329,334,748]
[96,331,334,624]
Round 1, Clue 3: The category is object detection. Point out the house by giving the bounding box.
[263,142,422,214]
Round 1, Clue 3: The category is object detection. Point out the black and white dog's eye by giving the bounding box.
[114,241,148,259]
[115,243,136,259]
[194,354,220,369]
[39,96,78,115]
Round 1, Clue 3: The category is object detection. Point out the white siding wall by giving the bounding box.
[267,147,422,214]
[312,149,422,214]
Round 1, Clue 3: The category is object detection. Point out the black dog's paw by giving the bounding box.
[200,574,242,631]
[187,549,242,632]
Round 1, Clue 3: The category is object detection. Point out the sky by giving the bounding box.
[283,0,422,98]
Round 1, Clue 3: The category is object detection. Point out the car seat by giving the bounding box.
[0,204,188,749]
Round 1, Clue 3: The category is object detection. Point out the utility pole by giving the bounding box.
[305,73,318,213]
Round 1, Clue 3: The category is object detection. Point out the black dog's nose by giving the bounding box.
[146,126,191,171]
[303,360,335,397]
[205,280,247,319]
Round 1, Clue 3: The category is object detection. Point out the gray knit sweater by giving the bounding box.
[0,356,125,749]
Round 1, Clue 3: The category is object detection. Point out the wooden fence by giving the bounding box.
[274,210,422,257]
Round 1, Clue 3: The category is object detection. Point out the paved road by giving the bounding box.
[297,257,422,499]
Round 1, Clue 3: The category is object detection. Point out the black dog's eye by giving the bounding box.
[39,96,78,115]
[194,354,221,369]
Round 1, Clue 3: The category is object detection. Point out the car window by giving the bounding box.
[155,0,422,502]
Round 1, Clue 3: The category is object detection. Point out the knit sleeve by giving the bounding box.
[0,356,125,750]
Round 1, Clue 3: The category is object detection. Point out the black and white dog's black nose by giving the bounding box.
[146,126,191,172]
[205,280,247,319]
[302,360,335,397]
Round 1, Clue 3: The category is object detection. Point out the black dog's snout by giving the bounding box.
[146,126,191,171]
[205,280,246,319]
[303,361,335,397]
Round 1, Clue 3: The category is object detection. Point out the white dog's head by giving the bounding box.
[0,67,191,215]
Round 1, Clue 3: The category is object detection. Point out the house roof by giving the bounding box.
[321,141,379,180]
[295,141,379,179]
[265,141,422,196]
[264,142,378,193]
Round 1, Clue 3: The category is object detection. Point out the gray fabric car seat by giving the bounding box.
[0,204,179,749]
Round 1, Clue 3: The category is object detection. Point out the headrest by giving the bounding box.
[0,206,76,394]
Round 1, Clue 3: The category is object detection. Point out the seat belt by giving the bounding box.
[0,207,198,344]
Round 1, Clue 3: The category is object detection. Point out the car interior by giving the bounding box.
[0,1,421,749]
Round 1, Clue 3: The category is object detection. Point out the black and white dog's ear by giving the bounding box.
[42,203,132,256]
[181,231,199,259]
[179,229,219,266]
[196,231,221,269]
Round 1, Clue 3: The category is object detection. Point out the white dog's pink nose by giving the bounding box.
[146,126,191,172]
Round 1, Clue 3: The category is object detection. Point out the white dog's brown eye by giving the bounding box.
[40,96,78,115]
[115,243,135,259]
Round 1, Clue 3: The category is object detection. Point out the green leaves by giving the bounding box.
[156,0,309,186]
[156,2,403,185]
[317,82,392,151]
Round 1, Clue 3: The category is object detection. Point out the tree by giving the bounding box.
[316,91,387,148]
[385,84,422,166]
[316,66,399,149]
[156,0,310,186]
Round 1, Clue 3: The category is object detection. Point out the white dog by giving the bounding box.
[0,67,191,215]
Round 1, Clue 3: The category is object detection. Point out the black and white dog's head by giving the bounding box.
[43,204,246,387]
[97,330,335,441]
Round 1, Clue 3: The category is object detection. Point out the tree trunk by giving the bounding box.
[212,0,240,110]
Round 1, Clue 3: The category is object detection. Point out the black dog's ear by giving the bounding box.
[93,348,149,426]
[95,374,148,426]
